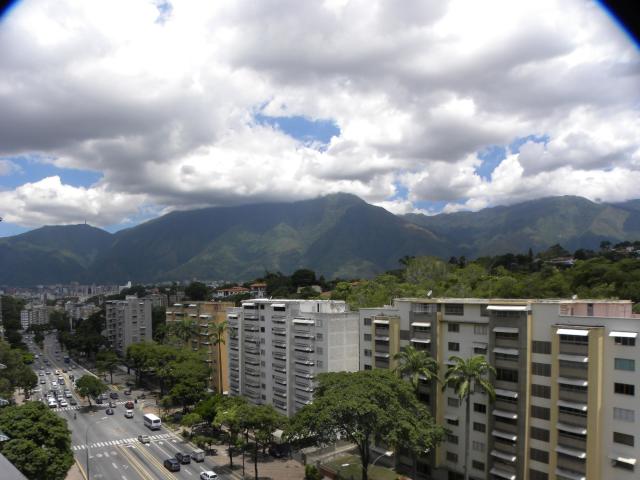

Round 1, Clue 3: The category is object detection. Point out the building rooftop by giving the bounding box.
[394,297,633,305]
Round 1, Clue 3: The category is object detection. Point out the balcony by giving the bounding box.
[272,352,286,361]
[294,343,314,352]
[272,327,287,336]
[558,411,587,428]
[558,343,588,356]
[558,433,587,452]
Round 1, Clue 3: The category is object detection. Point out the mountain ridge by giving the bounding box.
[2,194,640,285]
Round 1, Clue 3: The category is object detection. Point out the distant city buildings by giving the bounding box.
[19,304,50,330]
[105,296,152,356]
[166,301,233,393]
[214,282,268,299]
[226,299,359,417]
[361,298,640,480]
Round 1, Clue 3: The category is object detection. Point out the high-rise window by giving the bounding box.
[532,341,551,354]
[615,383,635,396]
[613,432,634,446]
[444,304,464,316]
[613,407,635,422]
[615,358,635,371]
[614,336,636,346]
[474,325,488,335]
[448,342,460,352]
[448,323,460,333]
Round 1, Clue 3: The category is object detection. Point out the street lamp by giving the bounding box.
[85,416,108,480]
[371,450,394,467]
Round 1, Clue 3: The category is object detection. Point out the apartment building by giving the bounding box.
[227,299,359,417]
[19,305,50,330]
[165,301,233,393]
[105,296,152,356]
[360,298,640,480]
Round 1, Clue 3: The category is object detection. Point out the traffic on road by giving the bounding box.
[24,332,225,479]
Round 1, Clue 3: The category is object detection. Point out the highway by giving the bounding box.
[27,333,231,480]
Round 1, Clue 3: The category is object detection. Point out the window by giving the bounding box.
[473,344,487,354]
[448,397,460,407]
[532,363,551,377]
[615,383,635,396]
[474,403,486,414]
[446,417,459,426]
[316,333,323,341]
[480,305,489,317]
[615,358,636,371]
[495,331,518,341]
[614,407,635,422]
[448,342,460,352]
[473,422,486,432]
[472,441,484,453]
[559,334,588,345]
[364,333,372,341]
[474,324,488,335]
[364,364,372,370]
[531,405,550,420]
[496,368,518,383]
[614,432,634,446]
[448,323,460,333]
[316,320,323,327]
[529,469,549,480]
[317,360,323,368]
[447,434,459,445]
[531,384,551,398]
[445,304,464,316]
[446,451,458,463]
[530,426,550,442]
[364,318,372,326]
[364,349,372,357]
[614,336,636,346]
[316,347,323,355]
[532,341,551,354]
[530,448,549,464]
[472,460,485,471]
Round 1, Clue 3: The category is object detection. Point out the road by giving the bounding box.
[26,333,231,480]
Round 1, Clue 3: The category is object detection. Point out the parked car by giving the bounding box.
[109,401,117,408]
[137,435,150,444]
[200,471,217,480]
[70,398,77,406]
[96,398,103,404]
[106,408,114,415]
[125,401,134,409]
[125,410,134,419]
[109,392,119,399]
[175,452,191,464]
[163,458,180,472]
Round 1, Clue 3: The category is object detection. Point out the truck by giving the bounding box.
[191,449,205,463]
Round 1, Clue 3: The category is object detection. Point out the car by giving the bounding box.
[62,368,67,373]
[96,398,103,405]
[137,435,150,444]
[109,392,119,399]
[124,389,131,395]
[125,401,134,409]
[70,398,77,406]
[45,371,50,375]
[59,400,68,407]
[106,408,114,415]
[200,471,217,480]
[175,452,191,464]
[65,392,72,398]
[125,410,134,418]
[109,401,116,408]
[163,459,180,472]
[40,379,45,384]
[38,372,44,376]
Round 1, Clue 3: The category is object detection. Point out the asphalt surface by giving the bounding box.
[26,333,231,480]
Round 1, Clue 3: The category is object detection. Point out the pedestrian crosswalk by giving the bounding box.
[54,400,130,412]
[71,433,172,451]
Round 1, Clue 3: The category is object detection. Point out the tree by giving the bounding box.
[305,464,323,480]
[185,282,210,301]
[242,404,285,480]
[394,345,439,395]
[75,375,108,407]
[291,269,317,288]
[152,306,167,342]
[169,319,198,347]
[16,366,37,398]
[96,350,120,385]
[209,321,227,393]
[214,396,248,469]
[443,356,496,480]
[0,401,74,479]
[194,395,222,423]
[286,370,444,480]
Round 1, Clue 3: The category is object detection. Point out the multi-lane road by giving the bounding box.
[27,333,231,480]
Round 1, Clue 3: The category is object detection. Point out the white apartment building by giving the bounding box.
[360,298,640,480]
[20,305,50,330]
[105,296,152,356]
[226,299,359,417]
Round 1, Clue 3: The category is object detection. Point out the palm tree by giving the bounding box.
[393,345,439,395]
[208,321,227,394]
[170,319,197,347]
[443,356,496,480]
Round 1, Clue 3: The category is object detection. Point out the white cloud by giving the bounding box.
[0,0,638,227]
[0,159,20,176]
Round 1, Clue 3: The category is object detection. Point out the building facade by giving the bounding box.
[360,298,640,480]
[227,299,359,417]
[165,301,233,393]
[105,296,152,356]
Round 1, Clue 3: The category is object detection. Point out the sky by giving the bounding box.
[0,0,639,237]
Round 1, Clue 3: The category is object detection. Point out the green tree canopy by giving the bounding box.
[96,350,120,385]
[286,370,444,480]
[214,396,248,468]
[75,375,108,407]
[185,281,210,301]
[0,401,74,479]
[394,345,439,396]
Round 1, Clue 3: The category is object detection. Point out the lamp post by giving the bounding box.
[371,450,394,467]
[85,417,108,480]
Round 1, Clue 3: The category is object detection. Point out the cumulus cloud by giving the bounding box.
[0,0,638,227]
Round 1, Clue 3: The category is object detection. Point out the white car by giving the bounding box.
[200,471,217,480]
[125,410,134,419]
[59,399,68,407]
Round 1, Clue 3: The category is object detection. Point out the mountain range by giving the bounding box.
[2,193,640,286]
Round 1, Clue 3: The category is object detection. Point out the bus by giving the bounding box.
[143,413,162,430]
[63,355,70,364]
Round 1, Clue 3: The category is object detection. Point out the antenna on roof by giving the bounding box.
[427,290,432,298]
[571,294,578,300]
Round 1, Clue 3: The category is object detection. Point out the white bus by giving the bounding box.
[143,413,162,430]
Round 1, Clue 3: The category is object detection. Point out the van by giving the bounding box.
[143,413,161,430]
[191,449,205,463]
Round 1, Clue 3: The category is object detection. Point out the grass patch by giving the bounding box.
[323,455,400,480]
